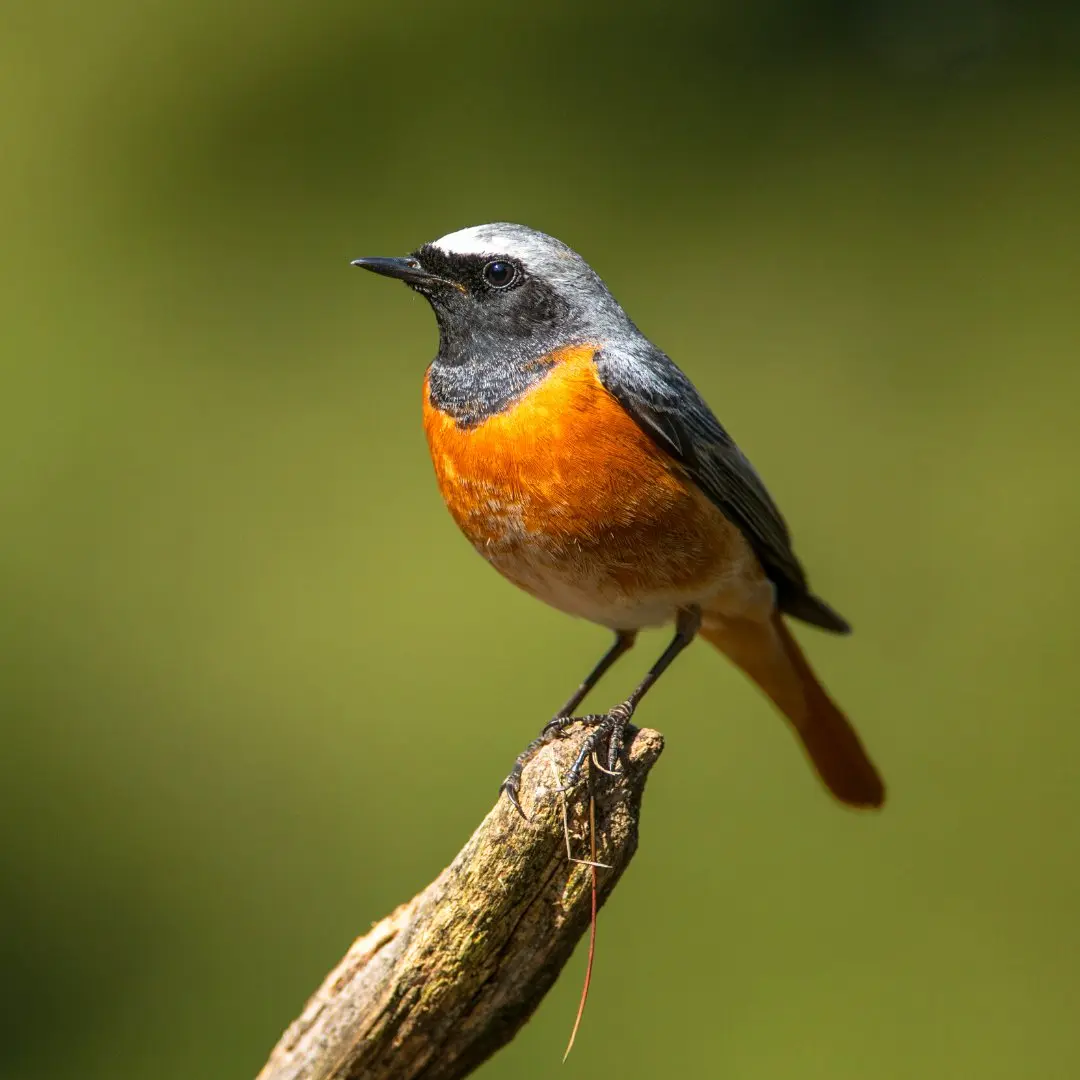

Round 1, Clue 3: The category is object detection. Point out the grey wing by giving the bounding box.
[596,344,851,634]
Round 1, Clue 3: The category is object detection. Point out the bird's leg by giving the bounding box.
[560,606,702,791]
[548,630,639,728]
[500,630,637,817]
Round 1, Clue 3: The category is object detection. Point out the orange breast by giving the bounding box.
[422,345,757,624]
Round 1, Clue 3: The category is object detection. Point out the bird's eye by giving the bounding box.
[483,260,516,288]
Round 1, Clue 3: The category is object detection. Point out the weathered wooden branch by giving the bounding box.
[257,723,664,1080]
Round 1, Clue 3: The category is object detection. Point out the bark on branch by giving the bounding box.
[257,723,665,1080]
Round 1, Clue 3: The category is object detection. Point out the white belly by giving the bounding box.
[484,540,771,631]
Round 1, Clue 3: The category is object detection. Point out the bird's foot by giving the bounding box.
[499,714,577,818]
[559,701,634,790]
[499,703,634,819]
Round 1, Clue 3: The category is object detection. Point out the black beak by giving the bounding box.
[350,256,446,289]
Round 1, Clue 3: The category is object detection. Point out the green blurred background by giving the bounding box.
[3,2,1079,1077]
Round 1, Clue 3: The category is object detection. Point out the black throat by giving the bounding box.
[426,331,572,429]
[417,244,581,428]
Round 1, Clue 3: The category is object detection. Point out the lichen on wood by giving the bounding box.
[257,723,664,1080]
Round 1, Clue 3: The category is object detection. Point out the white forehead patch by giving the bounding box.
[431,225,513,257]
[429,224,571,268]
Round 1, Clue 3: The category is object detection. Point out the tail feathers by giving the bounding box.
[700,612,885,809]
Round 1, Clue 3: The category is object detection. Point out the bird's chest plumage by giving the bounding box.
[422,346,757,628]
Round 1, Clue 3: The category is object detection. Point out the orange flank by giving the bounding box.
[422,344,752,611]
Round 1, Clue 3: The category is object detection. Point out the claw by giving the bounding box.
[542,715,576,738]
[500,776,528,820]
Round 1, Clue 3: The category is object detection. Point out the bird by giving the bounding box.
[352,223,885,814]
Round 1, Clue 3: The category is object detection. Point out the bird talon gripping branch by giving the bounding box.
[561,711,627,791]
[499,712,622,819]
[353,224,886,812]
[499,777,527,820]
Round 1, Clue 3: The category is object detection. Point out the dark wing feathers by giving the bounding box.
[596,346,851,634]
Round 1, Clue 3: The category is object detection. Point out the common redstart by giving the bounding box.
[353,224,885,814]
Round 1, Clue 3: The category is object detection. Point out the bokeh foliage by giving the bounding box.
[3,2,1078,1077]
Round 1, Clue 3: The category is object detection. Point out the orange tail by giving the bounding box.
[699,612,885,809]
